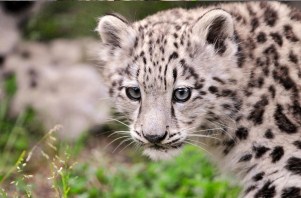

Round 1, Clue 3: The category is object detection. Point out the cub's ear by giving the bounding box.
[96,13,136,49]
[192,9,234,50]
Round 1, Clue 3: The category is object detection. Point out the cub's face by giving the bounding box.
[96,10,241,160]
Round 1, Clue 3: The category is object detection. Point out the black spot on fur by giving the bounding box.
[264,129,274,139]
[238,154,252,162]
[134,37,138,48]
[223,139,235,155]
[248,96,268,125]
[264,44,278,62]
[257,77,264,88]
[254,181,276,198]
[231,11,246,24]
[293,141,301,150]
[221,89,233,97]
[143,57,147,65]
[282,187,301,198]
[173,68,177,83]
[222,104,231,109]
[234,33,245,67]
[253,145,270,158]
[173,42,178,49]
[289,51,298,64]
[247,36,256,50]
[180,60,199,81]
[245,185,257,195]
[290,101,301,125]
[270,146,284,163]
[250,18,259,32]
[270,32,283,46]
[212,77,225,84]
[256,57,270,76]
[252,172,265,181]
[235,127,248,140]
[264,6,278,26]
[268,86,276,99]
[194,82,203,90]
[273,66,296,91]
[199,91,207,95]
[208,86,218,94]
[136,68,140,79]
[285,157,301,176]
[274,104,297,134]
[257,32,267,43]
[284,25,299,42]
[171,105,176,118]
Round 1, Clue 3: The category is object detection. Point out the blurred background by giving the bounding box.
[0,2,299,197]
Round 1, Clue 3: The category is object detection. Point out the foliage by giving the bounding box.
[0,74,40,173]
[24,2,210,41]
[66,146,240,198]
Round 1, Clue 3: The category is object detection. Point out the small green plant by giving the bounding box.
[62,145,240,198]
[48,142,73,198]
[0,75,75,197]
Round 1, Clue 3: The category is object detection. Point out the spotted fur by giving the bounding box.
[96,2,301,197]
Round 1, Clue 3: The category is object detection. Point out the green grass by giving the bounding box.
[24,2,210,41]
[66,146,240,198]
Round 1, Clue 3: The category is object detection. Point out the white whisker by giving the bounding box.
[119,141,136,153]
[205,119,236,143]
[184,140,213,156]
[108,131,130,137]
[106,118,130,127]
[104,135,129,149]
[113,138,132,153]
[187,134,221,141]
[186,138,208,146]
[189,127,223,133]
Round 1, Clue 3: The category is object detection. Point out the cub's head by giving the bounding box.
[96,9,243,160]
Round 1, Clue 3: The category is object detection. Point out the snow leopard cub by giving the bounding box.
[96,2,301,197]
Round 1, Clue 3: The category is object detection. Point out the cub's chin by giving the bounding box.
[143,147,182,161]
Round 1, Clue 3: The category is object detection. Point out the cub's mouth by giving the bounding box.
[130,130,186,160]
[142,142,184,161]
[147,143,184,150]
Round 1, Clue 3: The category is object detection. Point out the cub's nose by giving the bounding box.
[143,131,167,144]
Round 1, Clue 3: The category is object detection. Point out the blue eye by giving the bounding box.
[126,87,141,101]
[173,87,191,102]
